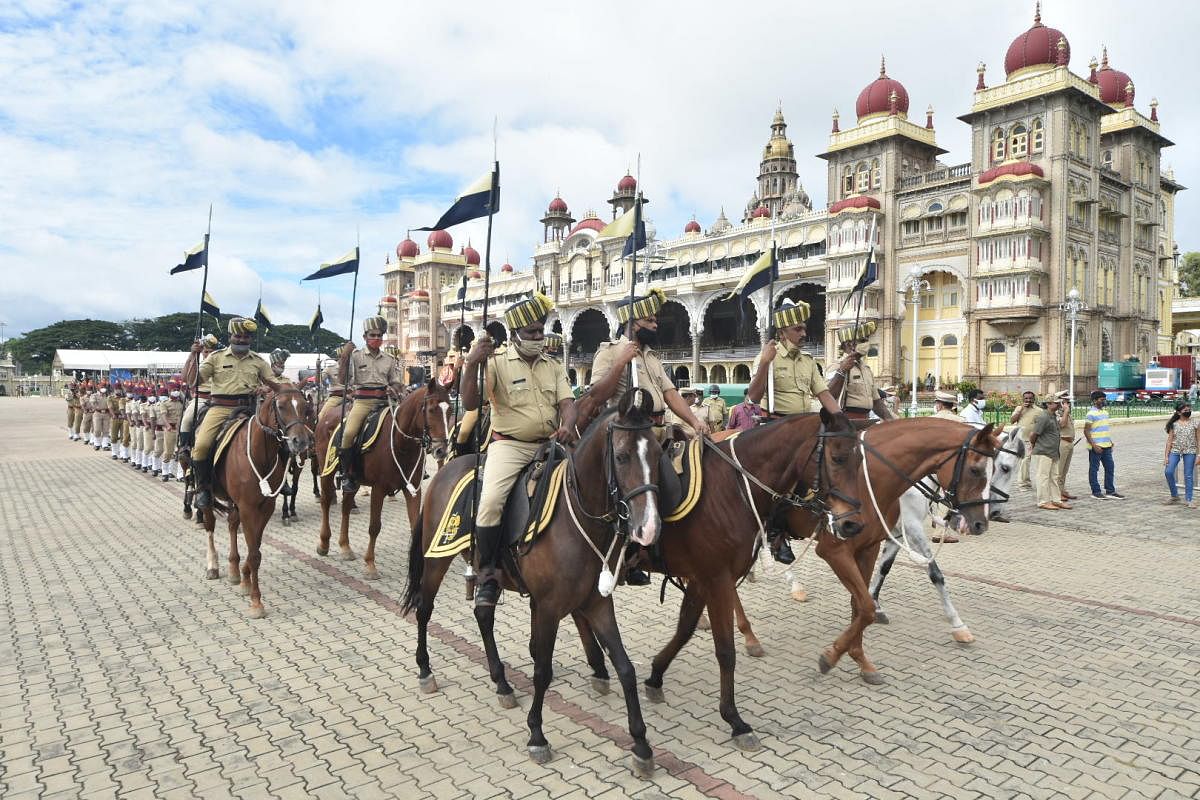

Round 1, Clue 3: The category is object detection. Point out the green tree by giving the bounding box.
[8,319,130,373]
[1179,251,1200,297]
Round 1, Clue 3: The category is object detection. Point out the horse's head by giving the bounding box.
[939,422,1001,536]
[815,407,865,539]
[262,388,313,455]
[985,425,1022,515]
[610,388,663,547]
[420,378,452,462]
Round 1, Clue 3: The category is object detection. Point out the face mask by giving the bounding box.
[974,399,986,409]
[170,391,180,399]
[230,342,250,355]
[1183,411,1192,418]
[159,395,168,403]
[634,327,658,347]
[513,336,546,359]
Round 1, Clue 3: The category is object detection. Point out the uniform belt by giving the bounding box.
[355,388,388,399]
[1060,436,1073,441]
[196,390,211,399]
[492,431,547,444]
[329,389,345,397]
[845,406,872,414]
[211,395,253,407]
[844,409,872,420]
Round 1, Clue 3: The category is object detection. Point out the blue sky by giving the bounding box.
[1,0,1195,342]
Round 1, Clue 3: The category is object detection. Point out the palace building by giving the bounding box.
[381,7,1183,394]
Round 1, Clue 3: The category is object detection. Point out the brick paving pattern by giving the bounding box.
[1,397,1198,799]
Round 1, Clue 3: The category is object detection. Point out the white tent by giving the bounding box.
[54,349,328,382]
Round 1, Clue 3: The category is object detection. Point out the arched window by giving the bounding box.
[942,334,958,346]
[871,159,881,189]
[989,341,1006,353]
[1102,149,1113,169]
[1010,124,1028,158]
[856,162,870,193]
[843,165,854,195]
[1031,118,1044,153]
[987,340,1007,374]
[1020,339,1042,374]
[992,128,1006,162]
[921,336,936,347]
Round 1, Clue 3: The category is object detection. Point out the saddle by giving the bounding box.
[659,436,704,522]
[425,445,567,560]
[321,406,391,477]
[210,408,254,469]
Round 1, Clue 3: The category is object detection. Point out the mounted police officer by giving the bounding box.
[462,292,577,607]
[184,317,282,510]
[336,316,406,494]
[590,287,709,442]
[269,348,293,384]
[320,350,346,416]
[180,333,218,446]
[826,321,895,421]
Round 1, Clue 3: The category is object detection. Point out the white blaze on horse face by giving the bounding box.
[631,437,659,546]
[438,401,450,441]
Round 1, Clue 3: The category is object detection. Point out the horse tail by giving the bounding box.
[400,510,426,615]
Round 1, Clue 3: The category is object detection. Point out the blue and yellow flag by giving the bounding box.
[254,299,273,332]
[599,203,646,258]
[417,166,499,231]
[170,240,206,274]
[309,305,324,334]
[304,248,359,281]
[201,291,220,318]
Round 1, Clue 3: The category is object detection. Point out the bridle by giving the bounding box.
[565,416,660,535]
[391,388,450,458]
[859,424,1002,514]
[253,388,310,450]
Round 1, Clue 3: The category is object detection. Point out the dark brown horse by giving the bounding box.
[278,389,319,525]
[201,388,313,618]
[401,389,663,773]
[313,380,450,579]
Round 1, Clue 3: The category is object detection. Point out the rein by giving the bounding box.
[247,390,306,497]
[858,425,999,512]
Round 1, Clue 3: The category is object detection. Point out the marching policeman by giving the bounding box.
[159,381,185,481]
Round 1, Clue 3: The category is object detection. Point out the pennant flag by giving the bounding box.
[201,291,220,318]
[724,245,778,302]
[599,202,647,259]
[416,167,499,231]
[254,299,273,332]
[309,305,324,334]
[304,248,359,281]
[840,216,879,312]
[456,273,468,301]
[170,241,206,274]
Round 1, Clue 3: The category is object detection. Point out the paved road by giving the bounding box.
[1,397,1197,799]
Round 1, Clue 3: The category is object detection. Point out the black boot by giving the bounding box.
[769,531,796,564]
[624,568,651,586]
[193,460,214,510]
[337,448,359,494]
[473,524,503,607]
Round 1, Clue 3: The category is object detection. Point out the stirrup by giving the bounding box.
[769,533,796,565]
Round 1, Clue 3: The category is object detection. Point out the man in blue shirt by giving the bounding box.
[1084,390,1124,499]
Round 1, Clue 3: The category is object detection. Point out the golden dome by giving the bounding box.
[765,137,792,158]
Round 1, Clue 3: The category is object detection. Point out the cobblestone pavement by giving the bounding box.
[2,397,1198,799]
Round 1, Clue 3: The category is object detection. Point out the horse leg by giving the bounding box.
[579,594,654,777]
[526,606,560,764]
[204,511,220,580]
[928,558,973,643]
[317,473,335,556]
[571,612,611,695]
[843,541,885,683]
[415,556,454,694]
[338,490,356,561]
[644,582,706,704]
[732,589,764,657]
[474,598,517,708]
[705,577,758,749]
[227,507,243,587]
[311,455,320,497]
[869,537,901,625]
[362,488,386,580]
[814,538,877,682]
[244,513,266,619]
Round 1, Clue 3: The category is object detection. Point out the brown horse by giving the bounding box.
[201,388,314,618]
[401,389,662,773]
[314,380,450,579]
[278,391,319,525]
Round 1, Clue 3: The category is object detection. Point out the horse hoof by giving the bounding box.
[205,568,219,581]
[183,509,193,520]
[240,582,251,596]
[228,573,241,586]
[745,643,766,658]
[818,653,834,674]
[497,691,518,710]
[281,517,290,527]
[861,671,885,686]
[418,675,438,694]
[590,677,611,696]
[340,550,357,562]
[245,606,267,620]
[952,628,975,644]
[696,614,710,631]
[790,587,809,603]
[644,685,665,704]
[362,568,381,581]
[732,732,761,752]
[630,753,655,778]
[316,546,329,557]
[875,610,891,625]
[528,745,552,765]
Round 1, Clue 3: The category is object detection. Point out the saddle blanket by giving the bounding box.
[320,408,391,477]
[424,460,567,559]
[662,436,707,522]
[212,416,249,468]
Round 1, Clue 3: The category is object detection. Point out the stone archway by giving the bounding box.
[710,364,728,383]
[657,300,691,354]
[569,308,609,360]
[700,296,758,350]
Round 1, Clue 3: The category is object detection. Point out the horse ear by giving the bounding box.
[975,422,995,446]
[819,406,833,427]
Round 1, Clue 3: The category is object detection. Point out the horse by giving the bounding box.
[278,392,319,526]
[313,379,450,579]
[401,389,663,773]
[868,424,1023,643]
[200,387,313,618]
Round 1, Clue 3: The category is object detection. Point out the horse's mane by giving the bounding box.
[574,387,652,452]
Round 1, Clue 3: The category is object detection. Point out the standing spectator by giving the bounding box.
[931,390,960,420]
[1163,402,1198,508]
[1010,390,1040,489]
[1084,390,1124,499]
[1029,394,1069,511]
[960,389,986,425]
[1055,390,1079,502]
[702,384,728,432]
[727,390,761,431]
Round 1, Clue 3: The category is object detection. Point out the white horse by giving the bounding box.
[867,425,1023,643]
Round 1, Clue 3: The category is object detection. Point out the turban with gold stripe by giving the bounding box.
[202,334,219,348]
[772,299,811,330]
[616,288,666,325]
[228,317,257,336]
[362,315,388,335]
[503,292,554,330]
[836,320,877,344]
[543,332,563,356]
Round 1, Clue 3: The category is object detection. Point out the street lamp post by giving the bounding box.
[902,267,932,417]
[1061,287,1086,403]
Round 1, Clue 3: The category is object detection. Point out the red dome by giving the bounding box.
[381,295,398,306]
[856,59,909,121]
[978,161,1045,185]
[1095,51,1133,105]
[829,195,882,214]
[396,238,419,258]
[1004,10,1069,77]
[501,263,514,273]
[684,219,702,233]
[427,230,453,250]
[570,217,606,236]
[410,289,429,299]
[617,173,637,191]
[548,196,568,213]
[462,244,481,265]
[750,205,770,219]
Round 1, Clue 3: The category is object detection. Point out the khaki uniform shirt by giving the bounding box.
[323,362,344,393]
[198,352,213,393]
[753,342,828,415]
[67,391,80,408]
[590,337,675,413]
[108,394,121,416]
[161,398,184,428]
[702,396,727,429]
[1059,408,1075,439]
[839,360,878,411]
[932,409,961,421]
[1012,405,1040,437]
[486,346,573,442]
[199,348,274,395]
[348,349,404,390]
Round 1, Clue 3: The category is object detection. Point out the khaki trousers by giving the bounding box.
[110,417,121,442]
[1018,432,1034,485]
[71,409,82,435]
[320,396,345,418]
[154,428,166,458]
[145,427,157,458]
[67,406,76,428]
[340,398,385,445]
[192,406,236,462]
[1033,453,1062,506]
[477,439,542,526]
[161,430,178,461]
[179,399,208,436]
[121,421,130,446]
[1056,439,1074,495]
